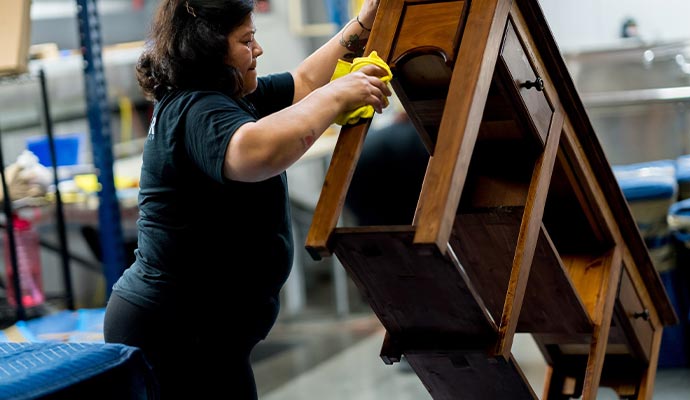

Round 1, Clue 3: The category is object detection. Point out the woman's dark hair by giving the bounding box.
[137,0,255,100]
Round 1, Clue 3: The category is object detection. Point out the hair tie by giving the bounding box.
[185,1,197,17]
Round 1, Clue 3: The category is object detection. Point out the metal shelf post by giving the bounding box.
[38,68,75,311]
[0,123,26,321]
[75,0,126,298]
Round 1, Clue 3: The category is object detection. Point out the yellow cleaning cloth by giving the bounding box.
[330,51,393,125]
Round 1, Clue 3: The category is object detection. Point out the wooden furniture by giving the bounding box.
[305,0,678,399]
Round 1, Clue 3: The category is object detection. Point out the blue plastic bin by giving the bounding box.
[612,159,677,202]
[676,154,690,200]
[613,160,678,272]
[26,133,82,167]
[663,198,690,368]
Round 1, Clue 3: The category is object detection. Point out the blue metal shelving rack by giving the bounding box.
[75,0,126,297]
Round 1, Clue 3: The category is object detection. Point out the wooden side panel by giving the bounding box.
[331,227,498,342]
[388,1,469,153]
[390,1,467,66]
[406,351,538,400]
[414,0,513,251]
[364,0,405,61]
[304,122,371,259]
[580,247,622,399]
[449,208,592,334]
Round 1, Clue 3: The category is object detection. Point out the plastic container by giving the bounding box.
[3,216,45,308]
[612,160,678,272]
[26,133,82,167]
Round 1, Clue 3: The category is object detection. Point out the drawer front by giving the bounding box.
[499,20,553,145]
[617,268,654,362]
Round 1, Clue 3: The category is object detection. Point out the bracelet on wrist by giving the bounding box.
[356,15,372,31]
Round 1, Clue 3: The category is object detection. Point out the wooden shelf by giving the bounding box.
[332,226,497,344]
[451,207,592,335]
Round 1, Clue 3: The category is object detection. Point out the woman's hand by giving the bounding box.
[327,64,392,114]
[357,0,380,30]
[226,64,391,182]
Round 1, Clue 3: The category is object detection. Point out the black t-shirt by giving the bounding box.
[112,73,295,331]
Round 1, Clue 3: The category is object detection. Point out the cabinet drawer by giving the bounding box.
[615,268,654,362]
[499,20,553,145]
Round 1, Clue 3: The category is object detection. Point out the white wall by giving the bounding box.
[254,1,327,75]
[539,0,690,52]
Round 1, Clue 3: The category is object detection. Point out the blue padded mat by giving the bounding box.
[669,198,690,242]
[612,159,677,201]
[677,154,690,183]
[0,342,158,399]
[0,308,105,343]
[669,198,690,220]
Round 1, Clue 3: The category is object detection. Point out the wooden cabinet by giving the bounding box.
[305,0,677,399]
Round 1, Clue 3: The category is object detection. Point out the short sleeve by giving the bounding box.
[184,93,254,183]
[182,73,294,183]
[246,72,294,117]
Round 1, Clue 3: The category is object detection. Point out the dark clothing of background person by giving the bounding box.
[346,114,429,226]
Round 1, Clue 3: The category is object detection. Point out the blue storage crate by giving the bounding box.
[676,154,690,200]
[663,199,690,368]
[612,159,677,202]
[26,133,83,167]
[657,268,690,368]
[613,160,678,272]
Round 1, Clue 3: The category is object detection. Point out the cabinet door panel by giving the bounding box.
[616,268,654,362]
[499,20,553,145]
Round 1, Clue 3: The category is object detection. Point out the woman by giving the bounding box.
[103,0,390,398]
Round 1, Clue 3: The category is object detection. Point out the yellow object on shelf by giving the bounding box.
[74,174,100,193]
[74,174,138,194]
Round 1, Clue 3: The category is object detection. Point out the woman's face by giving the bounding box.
[225,13,263,96]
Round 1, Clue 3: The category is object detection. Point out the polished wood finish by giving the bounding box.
[412,0,512,251]
[304,121,371,259]
[305,0,677,398]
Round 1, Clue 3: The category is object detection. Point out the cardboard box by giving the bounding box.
[0,0,32,77]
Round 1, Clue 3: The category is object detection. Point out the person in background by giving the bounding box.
[103,0,390,399]
[346,109,429,226]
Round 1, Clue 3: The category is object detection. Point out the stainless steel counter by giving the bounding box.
[565,39,690,165]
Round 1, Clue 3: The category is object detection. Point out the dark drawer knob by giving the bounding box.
[521,76,544,91]
[633,309,650,321]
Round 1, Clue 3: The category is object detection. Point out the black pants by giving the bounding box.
[104,293,259,400]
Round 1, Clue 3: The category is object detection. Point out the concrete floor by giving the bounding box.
[253,288,690,400]
[254,312,690,399]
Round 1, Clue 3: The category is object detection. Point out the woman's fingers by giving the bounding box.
[363,73,392,113]
[330,68,392,113]
[349,68,391,95]
[357,64,389,78]
[362,74,391,113]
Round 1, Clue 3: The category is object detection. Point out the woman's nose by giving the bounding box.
[254,40,263,57]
